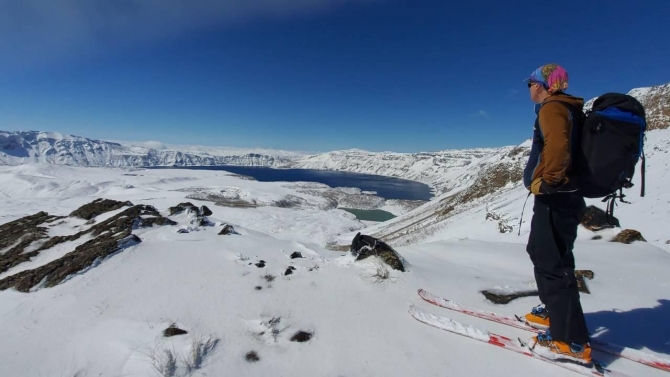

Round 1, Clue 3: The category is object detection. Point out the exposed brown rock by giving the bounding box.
[581,205,620,231]
[483,270,595,304]
[611,229,646,244]
[245,351,260,362]
[0,212,63,275]
[574,270,594,294]
[481,290,539,305]
[69,198,133,220]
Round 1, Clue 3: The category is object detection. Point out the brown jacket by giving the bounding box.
[530,93,584,195]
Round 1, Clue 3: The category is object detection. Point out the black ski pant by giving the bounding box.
[526,193,590,345]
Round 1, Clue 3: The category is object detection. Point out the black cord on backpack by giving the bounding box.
[518,192,532,236]
[640,152,646,197]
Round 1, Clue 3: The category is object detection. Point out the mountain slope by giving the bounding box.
[336,127,670,250]
[584,83,669,130]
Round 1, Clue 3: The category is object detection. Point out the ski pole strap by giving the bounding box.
[518,192,532,236]
[603,193,617,225]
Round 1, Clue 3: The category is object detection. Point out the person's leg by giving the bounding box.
[544,194,589,344]
[527,196,548,306]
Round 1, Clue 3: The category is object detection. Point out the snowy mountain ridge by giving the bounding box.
[0,130,301,168]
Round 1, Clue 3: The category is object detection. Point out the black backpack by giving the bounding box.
[561,93,647,217]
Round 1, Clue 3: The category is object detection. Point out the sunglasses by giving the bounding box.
[527,81,548,89]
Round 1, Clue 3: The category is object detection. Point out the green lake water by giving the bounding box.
[341,208,397,222]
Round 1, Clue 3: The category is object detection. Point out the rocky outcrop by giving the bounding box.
[169,202,213,227]
[69,198,133,220]
[0,212,64,274]
[611,229,646,244]
[0,202,176,292]
[350,232,406,272]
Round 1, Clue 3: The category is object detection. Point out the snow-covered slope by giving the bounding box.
[335,127,670,252]
[0,164,669,377]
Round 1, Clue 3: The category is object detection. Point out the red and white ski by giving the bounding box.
[409,305,628,377]
[418,289,670,373]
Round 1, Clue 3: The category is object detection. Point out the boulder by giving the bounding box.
[611,229,646,244]
[218,224,236,235]
[581,205,620,231]
[350,232,406,272]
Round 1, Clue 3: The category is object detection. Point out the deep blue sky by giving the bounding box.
[1,0,668,152]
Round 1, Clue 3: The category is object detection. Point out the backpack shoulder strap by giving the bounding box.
[542,100,585,124]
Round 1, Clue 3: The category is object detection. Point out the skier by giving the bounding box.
[522,64,592,363]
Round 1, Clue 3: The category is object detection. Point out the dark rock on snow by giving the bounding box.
[482,270,595,304]
[581,205,620,231]
[481,289,539,305]
[245,351,260,362]
[219,224,236,235]
[290,330,313,342]
[163,324,188,337]
[0,211,63,275]
[289,252,303,259]
[200,205,213,216]
[350,232,406,272]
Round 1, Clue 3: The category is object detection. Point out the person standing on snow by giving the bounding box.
[522,63,592,364]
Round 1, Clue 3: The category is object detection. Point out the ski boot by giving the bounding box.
[531,330,592,365]
[524,304,550,329]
